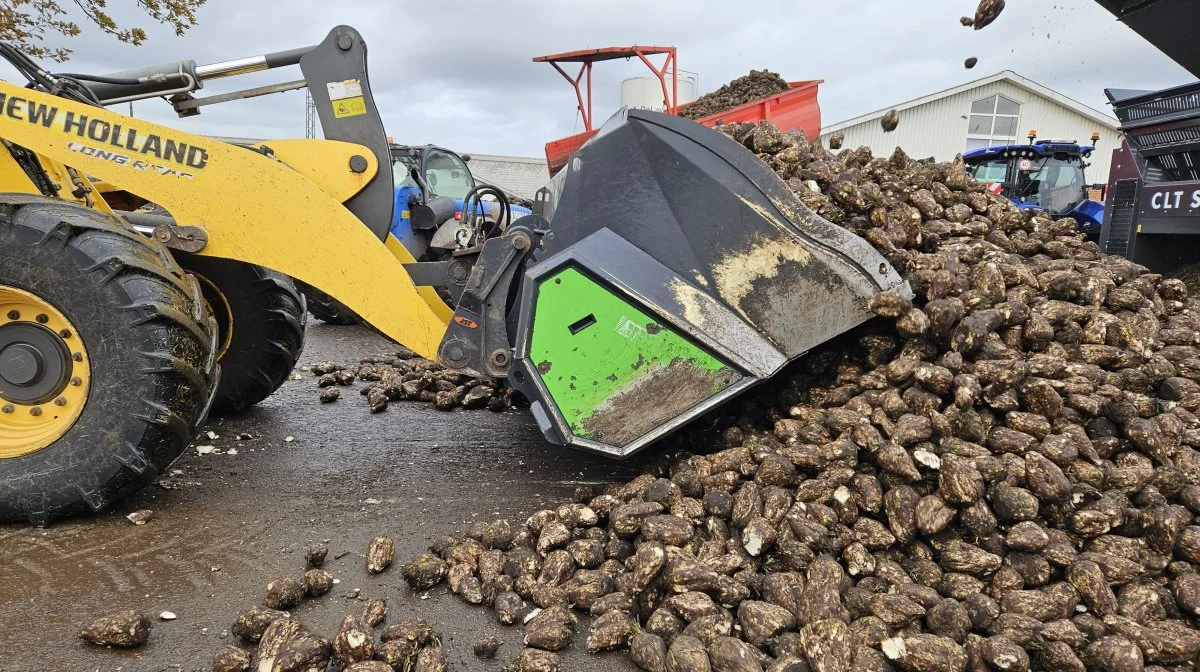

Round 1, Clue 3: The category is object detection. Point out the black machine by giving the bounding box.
[1099,83,1200,276]
[1094,0,1200,279]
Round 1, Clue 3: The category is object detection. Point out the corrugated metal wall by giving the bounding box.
[824,80,1117,186]
[467,155,549,201]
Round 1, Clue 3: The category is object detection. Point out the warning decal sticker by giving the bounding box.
[326,79,366,119]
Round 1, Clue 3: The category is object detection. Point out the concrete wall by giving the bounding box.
[822,79,1118,186]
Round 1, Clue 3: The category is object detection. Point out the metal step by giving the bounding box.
[1104,179,1140,258]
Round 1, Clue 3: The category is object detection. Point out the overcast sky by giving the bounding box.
[2,0,1193,157]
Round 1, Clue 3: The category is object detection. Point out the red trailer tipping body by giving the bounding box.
[535,46,822,175]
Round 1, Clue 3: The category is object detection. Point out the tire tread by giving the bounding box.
[0,196,217,525]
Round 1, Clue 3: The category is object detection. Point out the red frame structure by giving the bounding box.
[535,46,823,176]
[534,46,680,175]
[533,46,680,134]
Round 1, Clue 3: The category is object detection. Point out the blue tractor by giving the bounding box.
[302,144,533,324]
[388,144,532,257]
[963,134,1106,239]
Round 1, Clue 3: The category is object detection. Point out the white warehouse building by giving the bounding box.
[821,70,1121,185]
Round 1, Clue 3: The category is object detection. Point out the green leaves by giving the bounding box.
[0,0,205,61]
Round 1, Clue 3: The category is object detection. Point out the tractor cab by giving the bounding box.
[963,134,1105,238]
[391,144,476,201]
[387,144,532,258]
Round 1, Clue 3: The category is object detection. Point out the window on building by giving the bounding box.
[966,94,1021,151]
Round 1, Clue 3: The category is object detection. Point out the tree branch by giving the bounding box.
[0,0,204,61]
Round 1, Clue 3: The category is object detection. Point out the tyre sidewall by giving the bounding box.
[296,280,359,325]
[178,255,305,415]
[0,202,213,521]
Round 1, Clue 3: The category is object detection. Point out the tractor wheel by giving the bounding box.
[1170,263,1200,295]
[0,196,217,525]
[176,255,306,416]
[295,280,360,325]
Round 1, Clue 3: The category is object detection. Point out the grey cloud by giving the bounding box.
[0,0,1192,158]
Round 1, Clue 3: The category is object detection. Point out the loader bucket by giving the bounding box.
[508,109,910,458]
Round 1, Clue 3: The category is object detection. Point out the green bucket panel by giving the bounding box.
[530,266,741,447]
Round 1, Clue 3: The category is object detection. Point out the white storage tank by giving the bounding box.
[620,72,699,112]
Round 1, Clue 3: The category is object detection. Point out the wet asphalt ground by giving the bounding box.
[0,323,660,672]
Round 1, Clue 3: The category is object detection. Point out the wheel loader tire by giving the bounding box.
[176,255,306,416]
[0,196,218,525]
[295,280,360,325]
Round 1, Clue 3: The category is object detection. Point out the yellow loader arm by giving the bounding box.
[0,26,484,524]
[0,82,449,359]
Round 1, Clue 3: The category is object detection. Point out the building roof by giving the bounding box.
[822,70,1121,134]
[466,154,549,201]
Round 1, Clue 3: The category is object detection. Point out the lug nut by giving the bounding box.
[1,404,12,414]
[72,353,82,362]
[59,329,72,339]
[35,314,48,324]
[5,310,17,320]
[70,377,82,387]
[29,407,41,417]
[54,397,66,407]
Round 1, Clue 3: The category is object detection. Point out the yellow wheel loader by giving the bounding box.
[0,26,907,524]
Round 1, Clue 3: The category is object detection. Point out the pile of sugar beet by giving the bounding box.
[308,355,523,413]
[226,122,1200,672]
[679,70,790,121]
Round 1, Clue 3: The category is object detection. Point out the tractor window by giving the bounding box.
[969,158,1008,183]
[424,149,474,200]
[1024,156,1086,216]
[391,152,419,189]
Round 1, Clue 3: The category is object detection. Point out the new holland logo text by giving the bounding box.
[0,92,209,172]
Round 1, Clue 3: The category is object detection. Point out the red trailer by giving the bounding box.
[535,46,822,175]
[682,80,822,136]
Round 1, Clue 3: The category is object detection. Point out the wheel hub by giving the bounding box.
[0,285,90,458]
[1,343,41,385]
[0,323,71,404]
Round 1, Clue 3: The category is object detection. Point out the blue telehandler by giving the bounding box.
[301,143,531,324]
